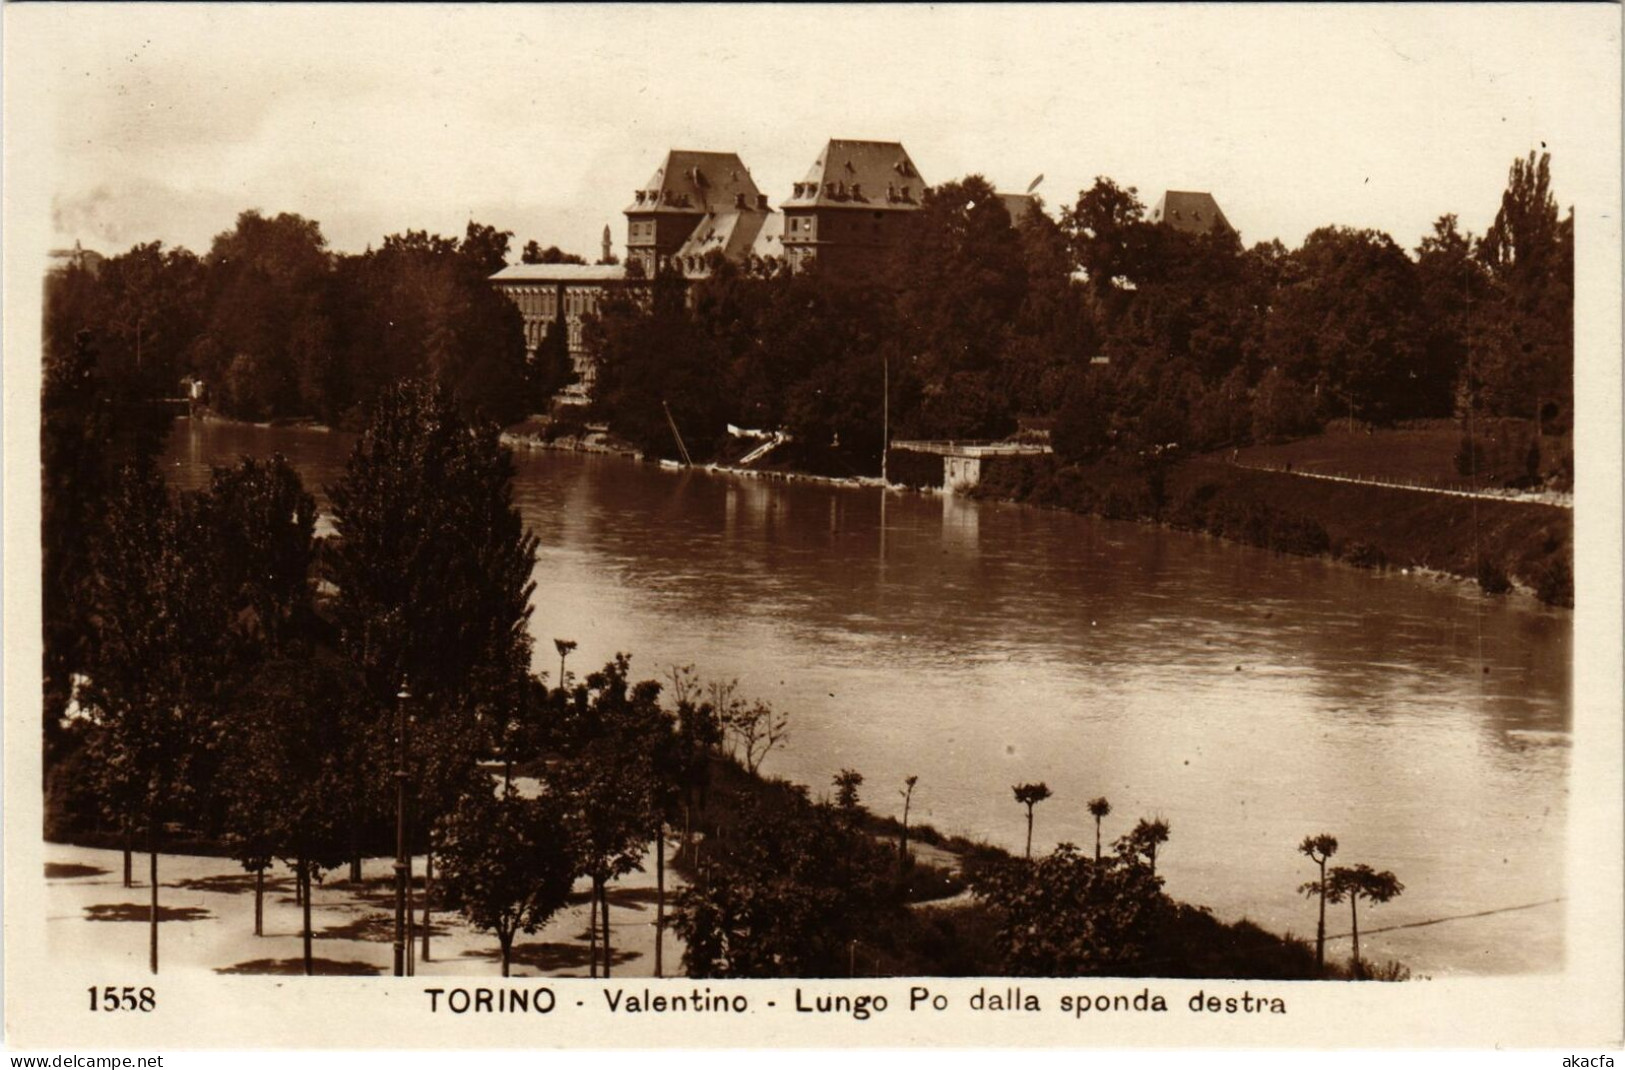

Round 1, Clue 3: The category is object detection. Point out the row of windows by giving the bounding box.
[507,288,603,319]
[785,213,888,241]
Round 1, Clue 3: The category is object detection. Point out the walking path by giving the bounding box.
[45,841,685,979]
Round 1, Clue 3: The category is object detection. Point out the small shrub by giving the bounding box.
[1355,958,1412,982]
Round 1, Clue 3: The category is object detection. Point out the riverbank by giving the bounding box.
[499,412,1572,608]
[972,453,1573,607]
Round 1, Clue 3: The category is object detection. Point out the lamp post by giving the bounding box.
[393,681,410,977]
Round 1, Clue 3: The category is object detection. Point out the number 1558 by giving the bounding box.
[88,986,155,1012]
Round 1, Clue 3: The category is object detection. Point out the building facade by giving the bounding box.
[493,137,1232,410]
[487,263,630,402]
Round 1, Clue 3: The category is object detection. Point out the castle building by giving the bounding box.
[1147,190,1232,235]
[494,140,1243,412]
[779,139,926,275]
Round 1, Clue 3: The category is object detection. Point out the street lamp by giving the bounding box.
[393,681,410,977]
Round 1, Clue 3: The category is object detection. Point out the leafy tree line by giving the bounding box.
[585,152,1572,480]
[49,381,548,973]
[44,212,584,429]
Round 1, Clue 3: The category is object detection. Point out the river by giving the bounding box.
[166,418,1571,977]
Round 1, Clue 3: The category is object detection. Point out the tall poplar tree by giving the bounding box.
[326,380,539,887]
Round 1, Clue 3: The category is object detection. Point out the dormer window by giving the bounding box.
[852,183,862,199]
[826,181,837,197]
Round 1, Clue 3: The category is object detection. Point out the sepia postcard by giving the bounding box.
[4,2,1621,1057]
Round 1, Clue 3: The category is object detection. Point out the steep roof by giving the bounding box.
[625,150,763,215]
[748,211,786,260]
[782,139,925,211]
[673,209,777,264]
[1147,190,1232,235]
[490,263,627,283]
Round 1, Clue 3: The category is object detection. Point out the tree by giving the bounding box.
[1415,214,1493,422]
[1325,863,1404,979]
[554,639,578,688]
[1261,227,1427,425]
[1296,833,1339,974]
[1062,177,1156,304]
[664,666,723,853]
[972,842,1169,975]
[1116,818,1171,877]
[78,242,207,404]
[1474,151,1574,428]
[522,241,587,266]
[588,272,731,462]
[220,651,360,974]
[708,679,790,776]
[1087,797,1112,863]
[78,468,233,974]
[832,769,864,816]
[551,656,664,978]
[459,221,513,278]
[1012,782,1052,859]
[886,175,1026,439]
[1052,365,1119,464]
[899,775,919,862]
[198,211,333,420]
[434,781,579,976]
[1250,366,1319,443]
[198,455,318,651]
[671,793,900,977]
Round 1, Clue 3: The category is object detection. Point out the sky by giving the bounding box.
[8,4,1622,263]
